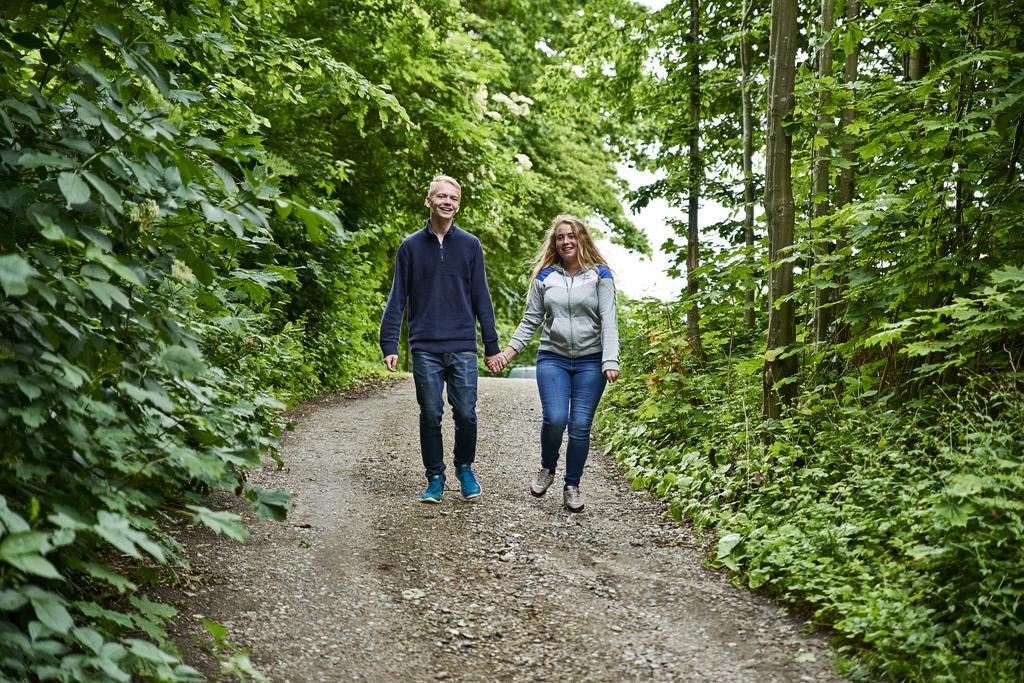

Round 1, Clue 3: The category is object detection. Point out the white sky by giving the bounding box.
[596,164,729,301]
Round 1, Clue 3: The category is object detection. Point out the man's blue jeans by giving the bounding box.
[535,351,607,487]
[411,351,478,479]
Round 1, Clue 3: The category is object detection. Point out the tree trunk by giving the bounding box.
[907,45,929,81]
[741,0,757,331]
[687,0,705,358]
[812,0,835,344]
[835,0,859,344]
[763,0,799,419]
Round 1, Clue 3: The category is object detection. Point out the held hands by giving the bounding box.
[604,369,620,383]
[385,352,514,374]
[486,346,519,374]
[485,353,507,374]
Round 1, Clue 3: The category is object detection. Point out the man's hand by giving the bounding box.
[384,354,398,372]
[485,353,507,374]
[604,369,620,383]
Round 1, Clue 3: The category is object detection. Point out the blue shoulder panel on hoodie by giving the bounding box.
[537,266,557,281]
[597,264,613,279]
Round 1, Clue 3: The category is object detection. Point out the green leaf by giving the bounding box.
[989,265,1024,285]
[31,597,74,633]
[81,562,137,593]
[75,601,134,628]
[58,172,91,207]
[1,98,42,124]
[0,254,38,297]
[160,346,206,379]
[85,280,130,309]
[83,172,124,213]
[944,473,986,497]
[17,379,41,400]
[48,509,89,530]
[246,487,290,521]
[125,639,177,664]
[72,626,104,654]
[93,22,123,46]
[93,653,131,683]
[93,512,142,559]
[186,506,249,542]
[17,152,78,169]
[86,247,143,286]
[11,32,45,49]
[202,618,229,641]
[934,501,973,528]
[0,530,62,579]
[117,382,174,412]
[0,589,28,611]
[40,48,62,66]
[169,447,225,480]
[0,496,30,533]
[716,532,743,559]
[0,531,51,557]
[7,554,62,579]
[129,595,177,621]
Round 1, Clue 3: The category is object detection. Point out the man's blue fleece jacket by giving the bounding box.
[379,222,500,358]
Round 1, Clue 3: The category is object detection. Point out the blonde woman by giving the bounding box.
[500,215,620,512]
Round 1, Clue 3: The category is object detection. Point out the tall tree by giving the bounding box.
[812,0,835,343]
[763,0,799,418]
[834,0,859,343]
[837,0,859,210]
[741,0,759,330]
[687,0,705,358]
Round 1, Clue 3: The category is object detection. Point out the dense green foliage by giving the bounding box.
[594,0,1024,680]
[0,0,638,678]
[5,0,1020,678]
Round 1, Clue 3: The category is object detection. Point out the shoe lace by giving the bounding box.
[458,467,476,485]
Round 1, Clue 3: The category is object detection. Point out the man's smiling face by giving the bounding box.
[425,181,461,222]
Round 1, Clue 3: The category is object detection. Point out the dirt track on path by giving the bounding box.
[169,377,845,682]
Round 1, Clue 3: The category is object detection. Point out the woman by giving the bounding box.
[500,214,620,512]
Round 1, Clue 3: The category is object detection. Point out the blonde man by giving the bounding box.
[380,176,505,503]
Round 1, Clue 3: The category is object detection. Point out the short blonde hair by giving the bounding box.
[426,175,461,198]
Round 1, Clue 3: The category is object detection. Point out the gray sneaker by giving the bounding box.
[563,485,584,513]
[530,467,555,497]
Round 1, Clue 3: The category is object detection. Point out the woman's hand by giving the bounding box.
[604,369,619,383]
[485,353,507,373]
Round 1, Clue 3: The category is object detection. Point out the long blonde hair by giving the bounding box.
[530,214,610,279]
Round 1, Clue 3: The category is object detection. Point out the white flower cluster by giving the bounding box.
[474,87,489,110]
[514,153,533,171]
[170,259,196,284]
[475,87,534,120]
[491,91,533,117]
[126,199,160,230]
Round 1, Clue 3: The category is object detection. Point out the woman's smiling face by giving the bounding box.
[554,223,578,263]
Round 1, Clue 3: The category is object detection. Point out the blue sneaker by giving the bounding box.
[420,475,444,504]
[456,465,481,499]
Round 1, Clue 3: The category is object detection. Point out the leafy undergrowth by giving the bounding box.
[599,311,1024,682]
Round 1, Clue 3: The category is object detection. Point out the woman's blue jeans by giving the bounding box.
[535,351,607,487]
[411,351,478,480]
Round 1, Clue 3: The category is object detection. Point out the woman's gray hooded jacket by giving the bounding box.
[507,263,620,372]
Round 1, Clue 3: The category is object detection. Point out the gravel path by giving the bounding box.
[169,377,845,682]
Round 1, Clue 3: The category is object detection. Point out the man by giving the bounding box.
[380,175,507,503]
